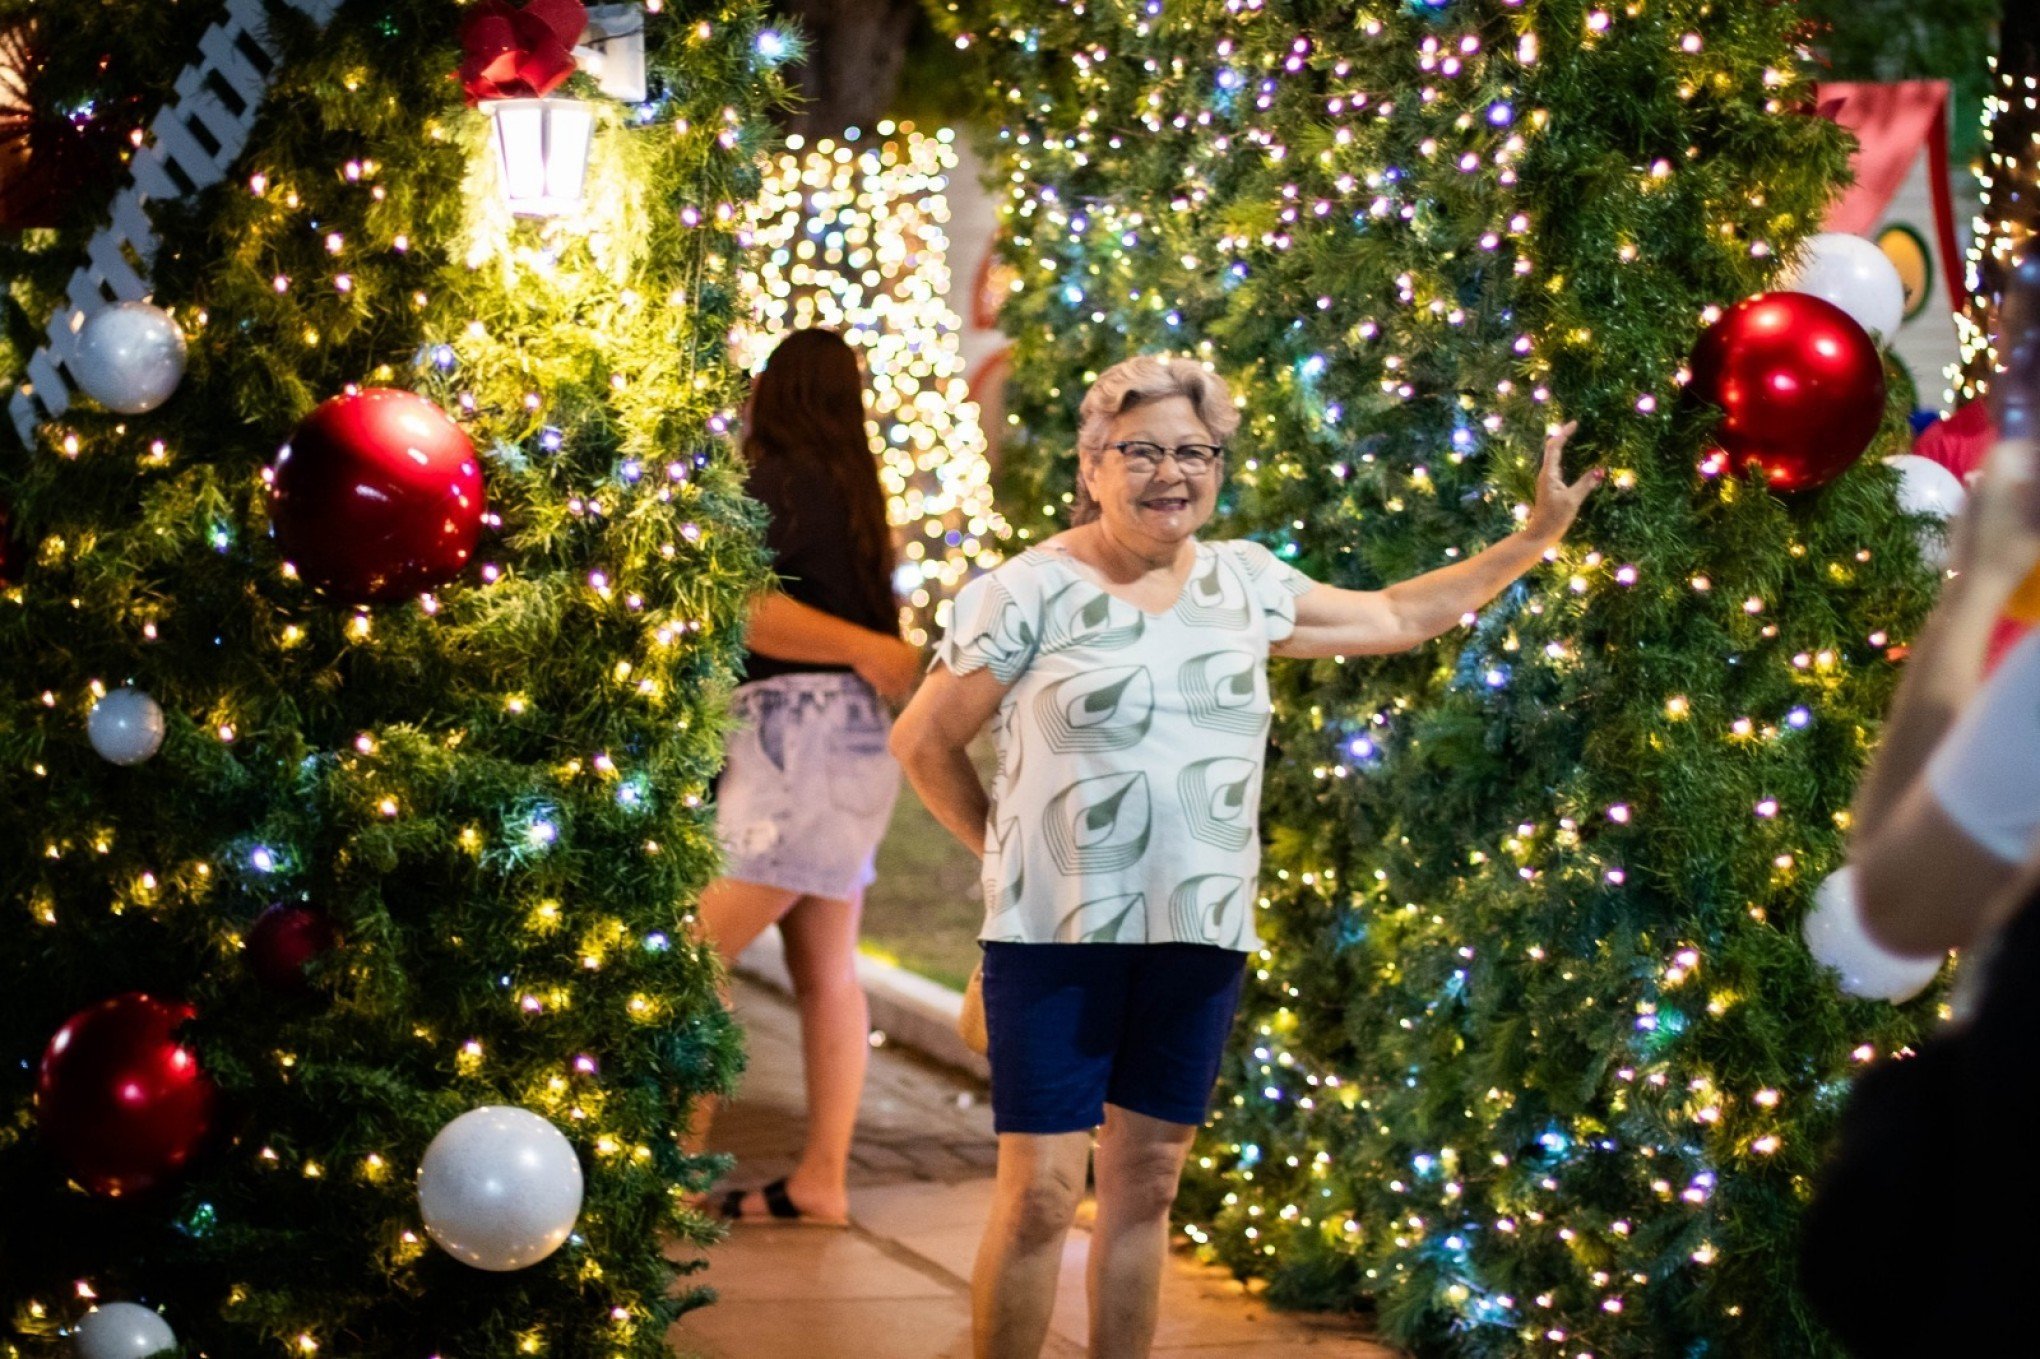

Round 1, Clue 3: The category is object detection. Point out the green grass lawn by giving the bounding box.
[859,743,991,992]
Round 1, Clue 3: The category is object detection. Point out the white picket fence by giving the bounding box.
[9,0,344,444]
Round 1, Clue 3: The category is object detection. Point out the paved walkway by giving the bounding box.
[668,979,1399,1358]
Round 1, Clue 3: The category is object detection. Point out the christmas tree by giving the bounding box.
[0,0,784,1353]
[736,119,1005,648]
[937,0,1941,1353]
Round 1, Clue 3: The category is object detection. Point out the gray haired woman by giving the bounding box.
[890,355,1599,1358]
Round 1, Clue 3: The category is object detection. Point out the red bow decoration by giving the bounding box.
[458,0,588,106]
[1912,401,1995,485]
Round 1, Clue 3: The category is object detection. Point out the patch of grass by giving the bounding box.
[860,743,991,992]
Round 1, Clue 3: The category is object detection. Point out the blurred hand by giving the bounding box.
[856,635,925,706]
[1523,420,1603,545]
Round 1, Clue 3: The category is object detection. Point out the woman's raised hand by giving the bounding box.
[1522,420,1602,546]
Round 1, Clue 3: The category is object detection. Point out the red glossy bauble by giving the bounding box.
[1689,291,1887,492]
[246,902,339,993]
[36,993,217,1197]
[268,388,484,602]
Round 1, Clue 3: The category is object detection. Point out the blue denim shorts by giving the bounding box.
[716,673,902,900]
[981,941,1249,1134]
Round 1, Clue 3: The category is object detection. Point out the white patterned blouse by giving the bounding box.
[933,537,1316,952]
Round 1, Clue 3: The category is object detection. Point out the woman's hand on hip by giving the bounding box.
[855,634,926,705]
[1522,420,1602,546]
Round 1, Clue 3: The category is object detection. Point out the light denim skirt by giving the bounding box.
[716,673,902,900]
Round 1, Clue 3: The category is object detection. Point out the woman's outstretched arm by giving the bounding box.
[1276,422,1601,659]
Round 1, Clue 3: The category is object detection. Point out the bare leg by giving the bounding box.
[683,877,802,1157]
[753,890,869,1223]
[974,1130,1094,1359]
[1086,1105,1197,1359]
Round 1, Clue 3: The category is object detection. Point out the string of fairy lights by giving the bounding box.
[735,122,1007,646]
[945,0,1944,1353]
[1955,57,2039,402]
[6,9,789,1354]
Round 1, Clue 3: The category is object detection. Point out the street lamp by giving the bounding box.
[488,97,594,217]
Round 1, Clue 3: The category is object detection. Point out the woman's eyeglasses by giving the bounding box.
[1109,441,1224,476]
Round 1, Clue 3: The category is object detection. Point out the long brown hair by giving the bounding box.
[743,329,898,630]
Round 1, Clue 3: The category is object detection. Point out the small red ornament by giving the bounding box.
[246,903,339,993]
[1689,291,1887,492]
[268,388,485,603]
[36,993,217,1198]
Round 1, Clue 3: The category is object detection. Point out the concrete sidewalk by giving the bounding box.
[668,978,1398,1358]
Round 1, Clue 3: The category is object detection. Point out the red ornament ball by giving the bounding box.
[246,902,339,993]
[1689,291,1887,492]
[268,388,484,602]
[36,993,217,1197]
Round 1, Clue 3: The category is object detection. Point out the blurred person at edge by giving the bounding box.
[893,354,1599,1359]
[1801,255,2040,1355]
[689,328,923,1227]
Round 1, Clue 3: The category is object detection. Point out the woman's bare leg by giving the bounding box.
[750,889,871,1222]
[1086,1105,1197,1358]
[973,1130,1094,1358]
[684,877,802,1157]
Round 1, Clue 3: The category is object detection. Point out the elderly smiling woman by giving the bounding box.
[890,354,1599,1359]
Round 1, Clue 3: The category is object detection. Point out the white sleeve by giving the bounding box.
[1224,539,1317,644]
[933,561,1040,686]
[1924,629,2040,864]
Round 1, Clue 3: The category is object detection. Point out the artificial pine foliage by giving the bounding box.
[1,1,787,1353]
[935,0,1943,1353]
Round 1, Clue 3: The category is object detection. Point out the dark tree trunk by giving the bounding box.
[1962,4,2040,389]
[778,0,922,141]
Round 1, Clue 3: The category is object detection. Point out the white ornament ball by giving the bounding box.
[88,687,167,766]
[72,302,189,415]
[1780,232,1907,343]
[1885,453,1969,567]
[1802,865,1945,1003]
[74,1302,177,1359]
[418,1105,583,1271]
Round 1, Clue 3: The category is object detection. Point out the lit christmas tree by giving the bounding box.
[0,0,784,1353]
[938,0,1941,1354]
[1955,3,2039,397]
[738,120,1005,646]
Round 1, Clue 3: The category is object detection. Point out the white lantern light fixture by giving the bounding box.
[488,98,595,218]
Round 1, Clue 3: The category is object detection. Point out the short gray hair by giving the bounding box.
[1071,356,1238,525]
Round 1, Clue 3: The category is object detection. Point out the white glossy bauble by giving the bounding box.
[1885,453,1969,567]
[74,1302,177,1359]
[418,1105,583,1271]
[1802,866,1946,1003]
[87,687,166,766]
[72,303,188,415]
[1780,232,1907,343]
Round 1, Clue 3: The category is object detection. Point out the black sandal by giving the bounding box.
[716,1176,848,1227]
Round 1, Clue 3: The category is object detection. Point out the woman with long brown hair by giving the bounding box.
[694,327,922,1225]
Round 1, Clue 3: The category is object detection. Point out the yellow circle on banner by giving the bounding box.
[1876,224,1933,321]
[2007,563,2040,625]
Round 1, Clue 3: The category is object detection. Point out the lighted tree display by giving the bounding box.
[1955,3,2040,397]
[738,120,1004,645]
[937,0,1941,1354]
[0,0,785,1353]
